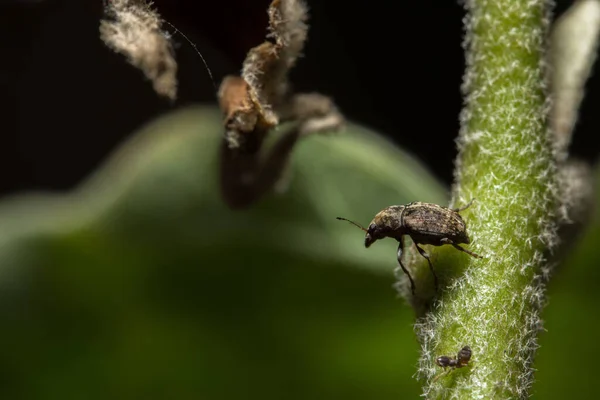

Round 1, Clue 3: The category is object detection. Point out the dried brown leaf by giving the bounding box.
[240,0,309,117]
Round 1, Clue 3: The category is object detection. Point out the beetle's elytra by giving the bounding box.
[337,200,482,294]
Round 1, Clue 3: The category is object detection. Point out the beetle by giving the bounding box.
[336,200,482,294]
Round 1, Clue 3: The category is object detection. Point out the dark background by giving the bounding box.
[0,0,595,197]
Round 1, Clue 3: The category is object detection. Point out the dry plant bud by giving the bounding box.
[100,0,178,100]
[217,0,344,209]
[218,0,343,151]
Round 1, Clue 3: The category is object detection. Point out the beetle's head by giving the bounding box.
[336,216,382,248]
[336,216,387,248]
[364,222,382,248]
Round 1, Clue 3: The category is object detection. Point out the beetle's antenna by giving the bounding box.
[454,198,476,212]
[162,20,217,91]
[336,217,368,232]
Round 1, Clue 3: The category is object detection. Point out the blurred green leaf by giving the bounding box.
[0,105,447,399]
[533,164,600,399]
[1,105,599,399]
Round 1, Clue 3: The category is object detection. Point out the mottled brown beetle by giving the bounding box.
[336,200,482,294]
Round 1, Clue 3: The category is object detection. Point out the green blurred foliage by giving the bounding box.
[533,170,600,398]
[0,105,445,399]
[0,105,597,399]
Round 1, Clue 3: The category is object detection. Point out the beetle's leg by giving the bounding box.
[415,244,439,292]
[432,367,453,383]
[441,238,483,259]
[454,245,483,259]
[453,198,475,212]
[397,238,416,295]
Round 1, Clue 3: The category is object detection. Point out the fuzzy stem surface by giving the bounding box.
[415,1,558,398]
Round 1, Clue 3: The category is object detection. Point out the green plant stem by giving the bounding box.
[414,0,558,398]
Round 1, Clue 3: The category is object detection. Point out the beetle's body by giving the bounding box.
[366,202,470,248]
[337,200,482,295]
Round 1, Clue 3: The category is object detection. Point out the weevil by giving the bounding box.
[336,200,482,294]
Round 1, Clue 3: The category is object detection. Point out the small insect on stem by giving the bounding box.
[433,346,472,382]
[337,200,482,295]
[436,346,472,369]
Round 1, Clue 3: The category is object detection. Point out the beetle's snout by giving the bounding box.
[365,234,375,248]
[365,222,379,248]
